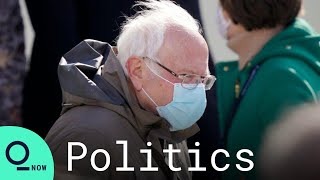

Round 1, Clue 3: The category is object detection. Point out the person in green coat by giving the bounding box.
[215,0,320,179]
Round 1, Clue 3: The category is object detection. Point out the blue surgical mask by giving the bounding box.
[142,63,207,131]
[216,6,231,39]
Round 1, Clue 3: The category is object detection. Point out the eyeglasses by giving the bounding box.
[142,57,216,90]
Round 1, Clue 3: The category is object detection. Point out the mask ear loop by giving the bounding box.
[144,61,174,85]
[142,60,176,107]
[142,88,159,107]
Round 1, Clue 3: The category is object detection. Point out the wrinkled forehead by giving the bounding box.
[158,27,209,75]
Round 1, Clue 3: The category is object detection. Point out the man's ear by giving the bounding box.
[126,56,143,91]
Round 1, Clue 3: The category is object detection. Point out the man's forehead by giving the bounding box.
[158,27,209,75]
[160,53,209,76]
[171,59,208,75]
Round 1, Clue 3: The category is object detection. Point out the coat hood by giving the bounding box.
[249,18,320,74]
[57,39,199,143]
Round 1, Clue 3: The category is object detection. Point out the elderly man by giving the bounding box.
[45,0,215,179]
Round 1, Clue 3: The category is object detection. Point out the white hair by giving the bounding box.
[116,0,202,75]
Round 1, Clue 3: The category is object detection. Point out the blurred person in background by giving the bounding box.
[0,0,26,126]
[215,0,320,179]
[259,103,320,180]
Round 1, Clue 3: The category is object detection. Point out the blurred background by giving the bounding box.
[21,0,320,63]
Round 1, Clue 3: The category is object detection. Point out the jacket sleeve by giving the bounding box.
[256,62,318,129]
[49,129,112,180]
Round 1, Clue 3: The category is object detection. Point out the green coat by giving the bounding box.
[216,19,320,180]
